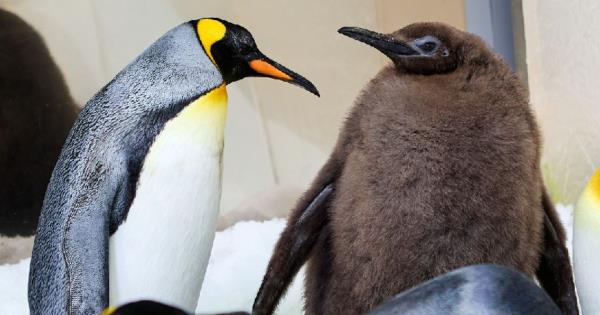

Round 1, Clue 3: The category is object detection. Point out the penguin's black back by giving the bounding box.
[0,9,78,236]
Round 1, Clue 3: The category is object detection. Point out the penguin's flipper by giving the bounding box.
[536,187,579,315]
[253,153,341,315]
[253,184,334,315]
[29,161,122,315]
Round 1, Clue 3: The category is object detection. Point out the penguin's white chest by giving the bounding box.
[109,85,227,311]
[573,170,600,315]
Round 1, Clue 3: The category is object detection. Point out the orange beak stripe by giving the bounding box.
[249,59,292,81]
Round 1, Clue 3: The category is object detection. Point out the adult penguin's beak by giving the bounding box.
[338,26,419,58]
[248,53,320,97]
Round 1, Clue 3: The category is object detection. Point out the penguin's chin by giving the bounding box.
[392,56,458,75]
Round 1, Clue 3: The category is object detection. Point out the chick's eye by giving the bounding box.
[419,42,437,53]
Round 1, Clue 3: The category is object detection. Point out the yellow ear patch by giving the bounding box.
[197,19,227,66]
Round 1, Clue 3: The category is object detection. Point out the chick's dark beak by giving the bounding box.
[248,53,320,97]
[338,26,418,57]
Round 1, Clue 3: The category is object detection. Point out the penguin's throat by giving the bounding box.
[108,85,229,308]
[585,169,600,207]
[166,84,228,154]
[140,84,228,174]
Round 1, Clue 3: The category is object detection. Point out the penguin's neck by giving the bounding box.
[147,84,229,156]
[109,84,228,311]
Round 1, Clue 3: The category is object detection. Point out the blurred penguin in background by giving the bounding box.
[0,8,78,263]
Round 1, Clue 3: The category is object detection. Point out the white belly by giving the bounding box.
[573,170,600,315]
[109,85,228,312]
[574,227,600,314]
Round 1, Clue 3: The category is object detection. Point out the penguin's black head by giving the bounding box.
[195,18,319,96]
[103,300,189,315]
[103,300,250,315]
[339,22,483,75]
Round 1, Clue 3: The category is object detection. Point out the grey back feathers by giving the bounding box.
[29,22,222,314]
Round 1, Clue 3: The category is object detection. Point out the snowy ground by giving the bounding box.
[0,206,574,314]
[0,219,303,315]
[195,219,304,314]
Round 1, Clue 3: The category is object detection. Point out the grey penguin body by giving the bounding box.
[29,22,222,315]
[253,23,576,315]
[368,264,562,315]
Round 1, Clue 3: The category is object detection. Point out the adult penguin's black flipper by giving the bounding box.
[536,187,579,315]
[252,152,342,315]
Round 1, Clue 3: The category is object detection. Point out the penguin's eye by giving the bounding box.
[238,44,255,57]
[418,42,438,53]
[412,36,443,56]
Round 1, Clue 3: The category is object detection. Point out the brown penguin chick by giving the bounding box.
[0,9,78,241]
[253,23,577,315]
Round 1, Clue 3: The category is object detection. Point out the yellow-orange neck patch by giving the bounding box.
[585,169,600,206]
[197,19,227,66]
[101,306,116,315]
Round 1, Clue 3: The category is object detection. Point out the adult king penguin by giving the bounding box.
[574,168,600,314]
[29,18,318,315]
[253,23,577,315]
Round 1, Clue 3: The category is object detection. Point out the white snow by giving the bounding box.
[0,257,30,314]
[0,219,304,315]
[0,206,575,314]
[196,219,304,314]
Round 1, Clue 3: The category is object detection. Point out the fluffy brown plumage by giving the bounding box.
[0,9,78,237]
[253,22,577,315]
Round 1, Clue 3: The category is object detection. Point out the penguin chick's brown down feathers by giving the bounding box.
[253,23,577,315]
